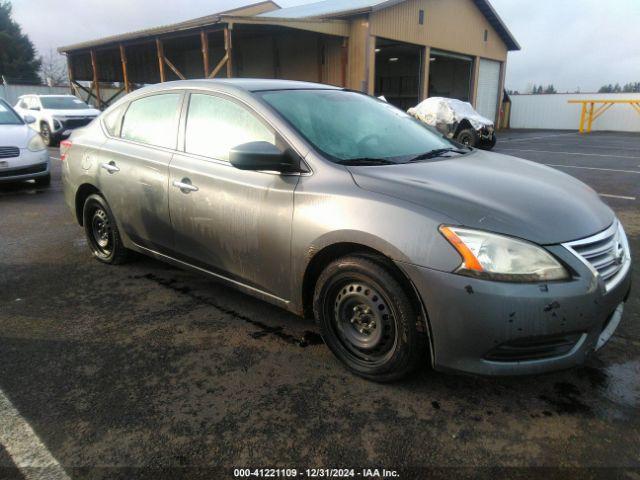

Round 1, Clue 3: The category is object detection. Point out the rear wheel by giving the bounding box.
[456,128,478,148]
[313,255,426,382]
[82,194,129,264]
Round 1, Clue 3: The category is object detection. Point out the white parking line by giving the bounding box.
[599,194,637,201]
[0,388,70,480]
[499,133,579,143]
[49,156,60,161]
[497,148,640,160]
[544,164,640,174]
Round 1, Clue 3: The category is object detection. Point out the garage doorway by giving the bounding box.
[374,38,423,111]
[428,50,473,102]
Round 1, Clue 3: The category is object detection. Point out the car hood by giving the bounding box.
[0,124,33,147]
[47,108,100,117]
[349,150,614,245]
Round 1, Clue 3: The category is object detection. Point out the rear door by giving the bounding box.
[98,92,183,253]
[168,91,298,300]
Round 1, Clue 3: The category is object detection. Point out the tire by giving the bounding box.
[455,128,478,148]
[40,123,56,147]
[34,174,51,187]
[313,255,427,382]
[82,194,129,265]
[478,133,497,151]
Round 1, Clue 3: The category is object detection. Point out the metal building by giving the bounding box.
[58,0,519,123]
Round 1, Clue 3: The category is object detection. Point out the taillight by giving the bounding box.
[60,140,72,162]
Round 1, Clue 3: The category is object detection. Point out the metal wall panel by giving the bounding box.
[510,93,640,132]
[371,0,508,61]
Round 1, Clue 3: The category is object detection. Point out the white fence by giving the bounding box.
[0,84,70,105]
[0,83,126,109]
[510,93,640,132]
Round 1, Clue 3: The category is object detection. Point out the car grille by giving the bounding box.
[0,163,47,178]
[485,333,584,362]
[0,146,20,159]
[63,117,94,129]
[564,221,631,291]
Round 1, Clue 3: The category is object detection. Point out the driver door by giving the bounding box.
[169,92,298,301]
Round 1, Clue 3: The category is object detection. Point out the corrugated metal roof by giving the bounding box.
[258,0,395,18]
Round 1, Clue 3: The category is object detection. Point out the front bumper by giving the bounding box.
[398,246,632,376]
[0,149,50,183]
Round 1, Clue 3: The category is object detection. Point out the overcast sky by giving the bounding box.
[8,0,640,93]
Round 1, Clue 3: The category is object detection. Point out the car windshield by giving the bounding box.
[258,89,456,163]
[0,101,23,125]
[40,96,90,110]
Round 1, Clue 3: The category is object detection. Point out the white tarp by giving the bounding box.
[408,97,494,131]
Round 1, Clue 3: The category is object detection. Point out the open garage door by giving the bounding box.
[428,50,473,102]
[374,38,423,110]
[476,59,501,123]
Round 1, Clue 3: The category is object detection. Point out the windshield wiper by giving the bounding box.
[337,158,397,166]
[407,148,469,163]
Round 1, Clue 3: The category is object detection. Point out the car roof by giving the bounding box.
[137,79,343,95]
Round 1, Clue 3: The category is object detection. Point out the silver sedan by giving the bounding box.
[61,80,632,381]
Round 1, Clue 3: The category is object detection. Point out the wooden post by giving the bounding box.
[201,30,210,78]
[66,54,74,95]
[90,50,101,109]
[156,38,166,82]
[119,44,130,93]
[224,26,233,78]
[420,46,431,101]
[340,38,348,87]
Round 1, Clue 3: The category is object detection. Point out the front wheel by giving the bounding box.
[478,133,497,151]
[40,123,55,147]
[313,255,427,382]
[82,194,129,264]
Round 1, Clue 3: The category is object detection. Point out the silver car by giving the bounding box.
[0,99,50,186]
[62,80,632,381]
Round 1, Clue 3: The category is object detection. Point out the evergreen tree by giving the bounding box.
[0,1,41,84]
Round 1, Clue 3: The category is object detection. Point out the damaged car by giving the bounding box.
[62,80,631,381]
[408,97,497,149]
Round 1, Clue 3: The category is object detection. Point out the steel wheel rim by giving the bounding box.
[90,208,113,256]
[329,280,397,365]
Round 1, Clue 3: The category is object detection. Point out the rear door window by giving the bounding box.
[184,93,276,161]
[121,93,182,149]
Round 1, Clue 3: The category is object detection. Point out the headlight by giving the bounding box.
[27,134,46,152]
[440,226,569,282]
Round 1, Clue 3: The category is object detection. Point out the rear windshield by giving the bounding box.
[40,97,90,110]
[0,101,23,125]
[258,89,453,163]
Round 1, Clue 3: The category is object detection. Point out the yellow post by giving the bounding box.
[578,102,587,133]
[587,102,595,133]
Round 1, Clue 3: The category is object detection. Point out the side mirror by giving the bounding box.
[229,141,299,173]
[24,115,36,124]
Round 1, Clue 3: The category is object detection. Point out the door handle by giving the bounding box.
[172,179,199,193]
[100,162,120,174]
